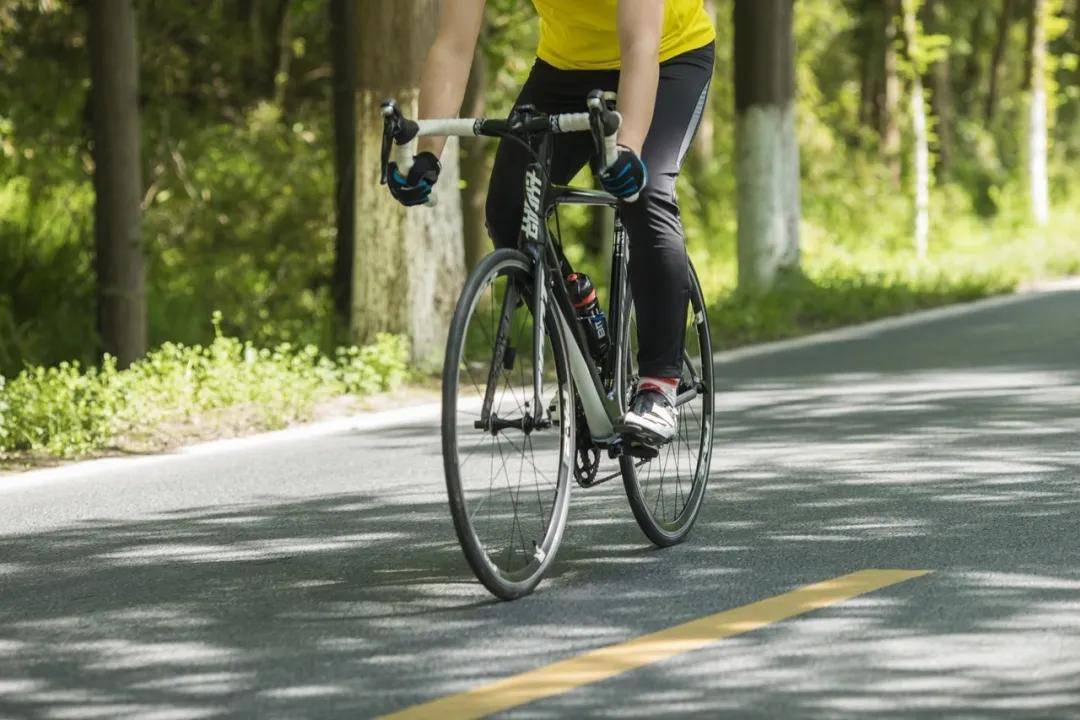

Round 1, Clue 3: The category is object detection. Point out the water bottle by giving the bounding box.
[566,273,610,362]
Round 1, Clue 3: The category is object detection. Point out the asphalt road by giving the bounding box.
[2,286,1080,719]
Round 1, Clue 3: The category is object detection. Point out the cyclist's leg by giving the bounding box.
[486,60,618,249]
[619,43,715,380]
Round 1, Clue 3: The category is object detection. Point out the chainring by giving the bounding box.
[572,399,600,487]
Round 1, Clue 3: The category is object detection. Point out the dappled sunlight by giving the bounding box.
[4,295,1080,717]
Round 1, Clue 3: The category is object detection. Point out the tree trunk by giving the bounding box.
[354,0,465,367]
[271,0,293,109]
[882,0,902,184]
[733,0,800,294]
[89,0,146,368]
[903,0,931,260]
[460,42,490,273]
[930,56,954,180]
[330,0,356,337]
[986,0,1017,121]
[962,4,989,95]
[1075,0,1080,47]
[927,0,954,180]
[859,0,884,132]
[1028,0,1050,226]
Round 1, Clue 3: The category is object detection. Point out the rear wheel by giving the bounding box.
[617,261,714,546]
[442,249,575,600]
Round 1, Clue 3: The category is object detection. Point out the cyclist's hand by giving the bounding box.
[599,146,647,203]
[387,151,441,207]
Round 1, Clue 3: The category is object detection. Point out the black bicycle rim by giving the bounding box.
[441,249,575,599]
[618,262,714,546]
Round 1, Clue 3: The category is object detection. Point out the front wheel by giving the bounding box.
[442,249,575,600]
[617,261,715,546]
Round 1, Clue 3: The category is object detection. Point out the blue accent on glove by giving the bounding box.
[599,146,647,201]
[387,151,441,207]
[610,176,639,193]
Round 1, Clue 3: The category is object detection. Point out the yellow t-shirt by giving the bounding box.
[532,0,716,71]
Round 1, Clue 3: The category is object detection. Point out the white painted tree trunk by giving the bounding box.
[904,0,930,260]
[912,85,930,260]
[1028,0,1050,227]
[735,103,801,291]
[883,0,902,185]
[733,0,800,294]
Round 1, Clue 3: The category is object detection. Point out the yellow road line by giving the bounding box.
[379,569,930,720]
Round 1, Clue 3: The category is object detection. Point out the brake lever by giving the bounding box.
[380,100,400,185]
[586,90,621,171]
[379,98,436,207]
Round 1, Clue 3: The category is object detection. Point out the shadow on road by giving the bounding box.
[3,289,1080,718]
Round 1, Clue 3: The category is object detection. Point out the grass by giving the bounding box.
[4,200,1078,469]
[698,201,1080,348]
[0,315,410,466]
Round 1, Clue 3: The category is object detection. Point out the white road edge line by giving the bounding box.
[713,276,1080,364]
[4,276,1078,490]
[0,402,442,492]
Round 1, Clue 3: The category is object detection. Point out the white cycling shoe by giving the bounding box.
[618,388,678,445]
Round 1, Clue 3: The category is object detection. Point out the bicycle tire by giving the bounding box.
[617,260,715,547]
[442,248,575,600]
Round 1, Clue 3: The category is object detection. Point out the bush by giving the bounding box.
[706,195,1080,348]
[0,318,410,460]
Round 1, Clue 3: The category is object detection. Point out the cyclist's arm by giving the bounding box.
[417,0,486,157]
[615,0,664,155]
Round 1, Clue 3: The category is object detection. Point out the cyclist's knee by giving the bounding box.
[619,182,680,239]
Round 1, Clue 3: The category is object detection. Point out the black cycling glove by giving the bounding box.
[599,145,647,202]
[387,151,441,207]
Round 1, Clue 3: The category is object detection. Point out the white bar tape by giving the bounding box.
[394,143,414,173]
[392,139,438,208]
[604,133,619,171]
[551,113,591,133]
[551,111,621,168]
[415,118,480,138]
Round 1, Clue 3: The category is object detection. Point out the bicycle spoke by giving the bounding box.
[617,265,712,542]
[445,254,571,595]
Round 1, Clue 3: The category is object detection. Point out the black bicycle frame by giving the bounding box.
[508,136,627,445]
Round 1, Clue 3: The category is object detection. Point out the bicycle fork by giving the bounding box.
[474,247,549,435]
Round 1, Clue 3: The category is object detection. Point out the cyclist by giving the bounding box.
[387,0,715,445]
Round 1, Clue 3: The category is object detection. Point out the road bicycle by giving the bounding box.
[380,91,715,600]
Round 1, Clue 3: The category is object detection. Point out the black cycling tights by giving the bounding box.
[485,44,715,379]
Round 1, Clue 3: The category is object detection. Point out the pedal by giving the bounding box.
[613,422,672,453]
[607,437,659,461]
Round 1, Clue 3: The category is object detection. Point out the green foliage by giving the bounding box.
[0,175,96,373]
[0,318,409,460]
[708,191,1080,347]
[0,359,121,457]
[0,0,335,373]
[1,0,1079,414]
[144,107,334,350]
